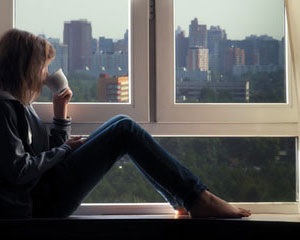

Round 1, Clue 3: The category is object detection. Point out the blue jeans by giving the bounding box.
[31,115,208,218]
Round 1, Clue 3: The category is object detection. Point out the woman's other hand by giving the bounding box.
[65,136,87,151]
[53,88,73,119]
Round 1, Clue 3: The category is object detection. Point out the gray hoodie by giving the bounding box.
[0,90,72,219]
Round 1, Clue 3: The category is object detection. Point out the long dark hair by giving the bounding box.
[0,29,55,105]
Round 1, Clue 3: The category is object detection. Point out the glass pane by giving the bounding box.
[84,137,296,203]
[16,0,130,103]
[175,0,286,103]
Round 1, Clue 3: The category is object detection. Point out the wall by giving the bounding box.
[0,0,13,37]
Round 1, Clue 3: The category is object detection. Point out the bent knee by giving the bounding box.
[115,117,136,134]
[116,114,132,120]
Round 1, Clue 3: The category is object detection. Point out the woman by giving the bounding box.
[0,29,251,219]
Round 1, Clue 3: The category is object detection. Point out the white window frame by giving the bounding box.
[156,0,299,125]
[1,0,300,215]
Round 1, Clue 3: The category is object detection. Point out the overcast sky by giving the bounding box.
[175,0,285,40]
[16,0,129,40]
[15,0,284,41]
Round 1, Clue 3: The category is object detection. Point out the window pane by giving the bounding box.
[175,0,286,103]
[84,137,296,203]
[16,0,130,103]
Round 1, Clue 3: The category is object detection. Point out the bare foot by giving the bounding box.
[189,190,251,218]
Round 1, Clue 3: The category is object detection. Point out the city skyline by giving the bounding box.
[16,0,284,41]
[175,0,285,41]
[35,18,283,47]
[35,16,284,103]
[41,17,283,77]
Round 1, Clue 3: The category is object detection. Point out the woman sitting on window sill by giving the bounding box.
[0,29,251,219]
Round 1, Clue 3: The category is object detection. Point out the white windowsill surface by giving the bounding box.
[69,213,300,223]
[71,203,300,222]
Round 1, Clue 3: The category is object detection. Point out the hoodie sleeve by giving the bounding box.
[49,116,72,148]
[0,107,72,185]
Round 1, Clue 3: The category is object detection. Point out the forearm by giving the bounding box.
[2,144,72,185]
[52,88,73,120]
[53,103,68,119]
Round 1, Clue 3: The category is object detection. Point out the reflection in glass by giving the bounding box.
[85,137,296,203]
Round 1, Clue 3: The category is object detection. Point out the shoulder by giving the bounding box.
[0,100,29,141]
[0,100,25,123]
[0,100,16,114]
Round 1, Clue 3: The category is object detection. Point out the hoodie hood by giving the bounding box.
[0,89,18,101]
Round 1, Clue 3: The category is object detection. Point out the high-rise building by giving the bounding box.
[115,30,129,52]
[99,30,128,54]
[63,19,93,73]
[47,38,69,75]
[207,26,227,72]
[223,47,245,74]
[188,18,207,48]
[99,37,114,53]
[186,47,209,71]
[92,38,98,54]
[224,35,280,68]
[91,51,128,76]
[114,39,126,52]
[98,74,129,102]
[176,28,189,69]
[234,48,245,65]
[222,39,258,66]
[92,30,128,77]
[259,40,279,65]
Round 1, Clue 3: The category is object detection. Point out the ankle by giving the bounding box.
[196,190,212,203]
[190,190,211,211]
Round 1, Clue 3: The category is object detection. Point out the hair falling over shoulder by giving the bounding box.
[0,29,56,105]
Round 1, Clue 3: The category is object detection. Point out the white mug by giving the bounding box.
[45,68,69,95]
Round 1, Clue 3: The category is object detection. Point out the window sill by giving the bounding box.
[1,214,300,239]
[70,213,300,223]
[75,202,300,215]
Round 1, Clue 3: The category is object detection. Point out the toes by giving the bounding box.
[238,208,251,217]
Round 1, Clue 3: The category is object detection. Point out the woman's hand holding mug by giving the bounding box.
[52,88,73,119]
[44,68,72,119]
